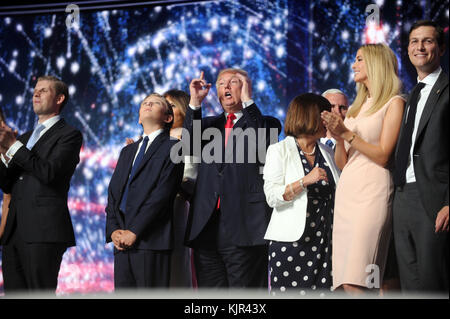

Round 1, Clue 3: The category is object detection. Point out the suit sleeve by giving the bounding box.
[128,152,184,238]
[10,129,82,185]
[105,148,126,243]
[0,161,21,194]
[263,144,292,209]
[182,106,202,157]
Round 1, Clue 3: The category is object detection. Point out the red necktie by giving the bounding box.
[224,113,236,146]
[217,113,236,210]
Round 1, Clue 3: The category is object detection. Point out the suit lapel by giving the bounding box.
[414,72,449,145]
[119,141,139,190]
[130,130,168,182]
[30,118,65,150]
[286,136,305,180]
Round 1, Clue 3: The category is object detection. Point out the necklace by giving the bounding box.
[296,139,316,156]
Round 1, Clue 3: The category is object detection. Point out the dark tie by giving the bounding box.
[325,139,335,149]
[216,113,236,210]
[393,82,426,187]
[119,136,149,213]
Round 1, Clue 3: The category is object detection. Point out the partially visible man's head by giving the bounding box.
[322,89,349,119]
[33,76,69,116]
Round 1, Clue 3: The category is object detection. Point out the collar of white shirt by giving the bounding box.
[141,128,164,152]
[39,115,61,134]
[418,66,441,87]
[224,99,254,124]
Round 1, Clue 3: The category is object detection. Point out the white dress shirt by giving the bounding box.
[188,99,254,125]
[132,129,164,166]
[1,115,61,167]
[405,67,442,183]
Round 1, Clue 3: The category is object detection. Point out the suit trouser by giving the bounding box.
[2,226,66,294]
[114,248,171,289]
[393,182,449,293]
[192,209,268,288]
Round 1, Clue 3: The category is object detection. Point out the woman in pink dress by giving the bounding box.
[321,43,405,295]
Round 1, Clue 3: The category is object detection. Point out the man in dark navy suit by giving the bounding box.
[0,76,82,293]
[183,69,280,288]
[105,93,184,288]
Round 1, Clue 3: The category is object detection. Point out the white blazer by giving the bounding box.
[263,136,340,242]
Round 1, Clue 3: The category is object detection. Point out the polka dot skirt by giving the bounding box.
[269,143,335,295]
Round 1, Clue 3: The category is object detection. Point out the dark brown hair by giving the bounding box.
[409,20,445,49]
[284,93,331,138]
[163,89,190,119]
[0,107,5,123]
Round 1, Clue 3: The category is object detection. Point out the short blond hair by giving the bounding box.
[215,68,248,91]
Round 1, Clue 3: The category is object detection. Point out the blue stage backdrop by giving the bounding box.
[0,0,448,294]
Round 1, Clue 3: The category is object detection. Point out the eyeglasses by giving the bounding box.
[338,105,348,112]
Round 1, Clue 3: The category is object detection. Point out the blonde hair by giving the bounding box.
[215,68,248,91]
[347,43,402,118]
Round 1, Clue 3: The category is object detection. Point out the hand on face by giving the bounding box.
[189,71,211,106]
[234,72,252,103]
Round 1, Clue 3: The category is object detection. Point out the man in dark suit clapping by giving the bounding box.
[0,76,82,294]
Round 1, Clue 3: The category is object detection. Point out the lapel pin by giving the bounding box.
[436,89,440,94]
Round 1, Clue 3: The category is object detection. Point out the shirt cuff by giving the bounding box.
[242,99,254,108]
[6,140,24,159]
[189,104,201,111]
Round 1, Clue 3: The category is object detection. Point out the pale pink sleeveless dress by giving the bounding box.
[332,95,403,289]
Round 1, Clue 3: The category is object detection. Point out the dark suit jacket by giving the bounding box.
[395,71,449,220]
[0,118,82,246]
[105,130,184,251]
[183,103,280,247]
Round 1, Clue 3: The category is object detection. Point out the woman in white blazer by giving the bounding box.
[263,93,340,295]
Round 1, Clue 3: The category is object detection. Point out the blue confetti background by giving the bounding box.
[0,0,448,295]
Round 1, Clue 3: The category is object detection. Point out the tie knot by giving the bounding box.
[227,113,236,121]
[35,123,45,133]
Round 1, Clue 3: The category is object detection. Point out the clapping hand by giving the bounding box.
[0,121,18,153]
[321,111,348,139]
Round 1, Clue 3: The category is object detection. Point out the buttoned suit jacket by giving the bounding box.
[394,71,449,220]
[0,118,82,246]
[105,130,184,251]
[183,103,280,247]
